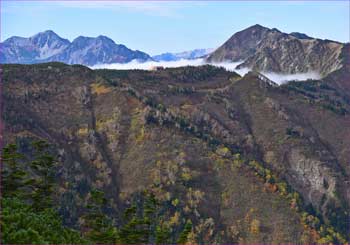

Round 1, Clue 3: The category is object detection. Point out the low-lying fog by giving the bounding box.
[91,59,321,85]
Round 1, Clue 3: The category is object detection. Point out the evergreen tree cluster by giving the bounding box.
[1,141,194,244]
[1,141,86,244]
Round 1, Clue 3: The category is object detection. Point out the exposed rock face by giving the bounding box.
[206,24,346,76]
[0,31,152,65]
[287,149,338,207]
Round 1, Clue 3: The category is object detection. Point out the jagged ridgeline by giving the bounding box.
[2,62,350,244]
[206,24,348,76]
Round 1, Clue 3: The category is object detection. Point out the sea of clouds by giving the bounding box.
[91,59,321,85]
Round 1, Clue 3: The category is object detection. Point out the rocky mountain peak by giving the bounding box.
[30,30,70,49]
[0,31,152,65]
[247,23,268,30]
[96,35,115,42]
[207,25,346,76]
[33,30,61,38]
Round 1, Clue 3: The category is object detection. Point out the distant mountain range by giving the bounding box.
[0,30,214,66]
[207,24,347,76]
[0,30,152,66]
[152,48,213,61]
[1,25,348,77]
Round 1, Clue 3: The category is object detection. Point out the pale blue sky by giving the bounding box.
[1,1,349,55]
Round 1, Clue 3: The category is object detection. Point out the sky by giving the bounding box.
[1,1,349,55]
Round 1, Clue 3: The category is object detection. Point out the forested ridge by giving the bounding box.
[2,63,350,244]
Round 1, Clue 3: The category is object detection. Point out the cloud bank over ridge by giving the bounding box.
[91,59,321,85]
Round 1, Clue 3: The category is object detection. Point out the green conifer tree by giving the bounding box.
[82,189,118,243]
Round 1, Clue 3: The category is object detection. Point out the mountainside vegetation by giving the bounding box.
[1,62,350,244]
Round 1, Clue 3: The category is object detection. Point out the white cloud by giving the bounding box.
[92,58,205,70]
[208,61,321,84]
[262,71,321,84]
[209,61,249,76]
[91,59,321,85]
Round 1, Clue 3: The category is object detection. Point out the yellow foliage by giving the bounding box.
[91,83,111,95]
[181,167,192,181]
[221,191,230,207]
[181,172,192,181]
[180,103,193,110]
[166,192,172,201]
[171,198,179,207]
[180,151,186,157]
[250,219,260,234]
[194,190,204,199]
[119,192,128,200]
[95,161,103,169]
[130,108,146,143]
[185,231,197,244]
[214,158,226,169]
[136,126,145,143]
[216,146,230,156]
[266,174,272,181]
[169,211,180,226]
[96,118,114,131]
[317,235,333,244]
[130,117,139,132]
[187,188,205,208]
[231,159,242,169]
[77,127,88,136]
[184,205,191,213]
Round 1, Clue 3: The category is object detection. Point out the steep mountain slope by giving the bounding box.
[152,48,213,62]
[2,63,349,243]
[46,35,151,66]
[0,31,152,66]
[207,24,346,76]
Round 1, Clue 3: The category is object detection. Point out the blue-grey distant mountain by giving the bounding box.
[0,30,152,66]
[0,30,70,64]
[152,48,213,62]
